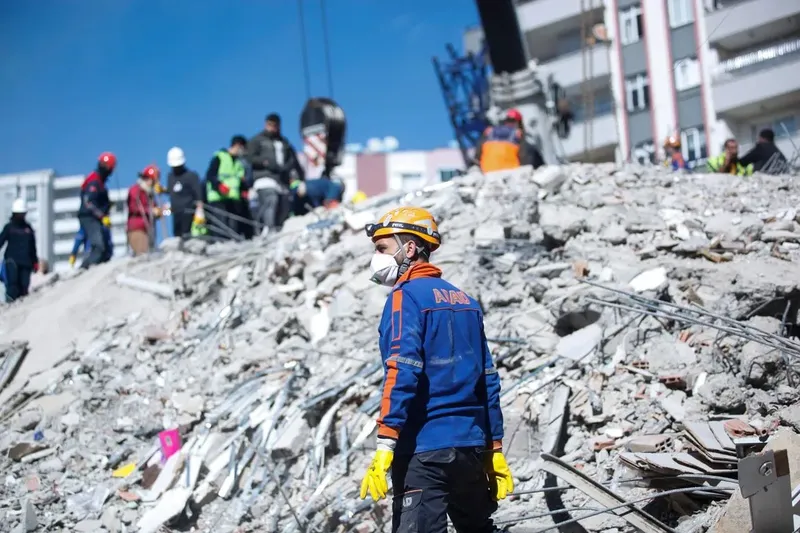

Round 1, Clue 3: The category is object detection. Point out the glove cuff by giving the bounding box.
[376,436,396,452]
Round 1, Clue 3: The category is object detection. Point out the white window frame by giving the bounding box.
[633,140,656,165]
[619,5,643,46]
[674,57,700,91]
[667,0,694,28]
[680,126,707,167]
[625,73,650,112]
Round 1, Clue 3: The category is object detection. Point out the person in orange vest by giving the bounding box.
[476,109,544,173]
[663,136,687,171]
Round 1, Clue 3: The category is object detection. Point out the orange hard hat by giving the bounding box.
[139,164,160,181]
[98,152,117,170]
[664,135,681,149]
[506,109,522,122]
[365,206,441,252]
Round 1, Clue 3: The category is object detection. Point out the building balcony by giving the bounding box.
[539,44,610,90]
[559,110,619,161]
[704,0,800,50]
[712,38,800,119]
[517,0,598,34]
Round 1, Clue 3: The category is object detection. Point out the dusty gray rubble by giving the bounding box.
[2,164,800,532]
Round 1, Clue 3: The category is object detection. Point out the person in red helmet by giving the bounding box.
[475,109,544,173]
[126,164,163,256]
[78,151,116,269]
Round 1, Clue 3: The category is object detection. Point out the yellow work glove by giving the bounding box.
[484,450,514,501]
[101,216,111,227]
[153,207,162,219]
[154,183,165,194]
[68,255,76,266]
[359,448,394,501]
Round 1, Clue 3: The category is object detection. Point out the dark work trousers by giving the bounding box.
[391,447,497,533]
[3,260,32,302]
[236,199,255,240]
[172,210,194,239]
[208,200,239,239]
[79,216,107,269]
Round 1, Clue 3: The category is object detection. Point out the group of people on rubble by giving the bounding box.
[70,112,350,267]
[663,127,789,175]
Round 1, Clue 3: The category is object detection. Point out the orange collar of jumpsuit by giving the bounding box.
[394,263,442,284]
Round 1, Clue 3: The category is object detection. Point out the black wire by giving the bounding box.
[319,0,335,98]
[297,0,312,99]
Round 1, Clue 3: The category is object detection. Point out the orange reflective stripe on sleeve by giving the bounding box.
[391,289,403,342]
[376,290,405,439]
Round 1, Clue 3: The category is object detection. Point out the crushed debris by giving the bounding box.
[2,164,800,532]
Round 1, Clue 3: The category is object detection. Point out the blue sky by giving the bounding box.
[0,0,477,187]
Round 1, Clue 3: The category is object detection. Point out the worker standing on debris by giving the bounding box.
[360,207,513,531]
[707,139,753,176]
[166,147,203,238]
[78,152,116,269]
[69,225,113,267]
[206,135,248,238]
[663,136,687,171]
[477,109,542,173]
[0,199,39,302]
[246,113,305,234]
[126,164,162,255]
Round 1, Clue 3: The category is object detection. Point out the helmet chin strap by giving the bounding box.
[394,235,413,277]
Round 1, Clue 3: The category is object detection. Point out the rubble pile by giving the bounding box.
[2,164,800,533]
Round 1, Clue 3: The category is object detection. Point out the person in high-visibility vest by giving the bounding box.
[205,135,249,239]
[707,138,753,176]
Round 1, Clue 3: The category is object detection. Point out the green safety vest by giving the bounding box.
[190,220,208,237]
[707,154,753,176]
[206,150,244,202]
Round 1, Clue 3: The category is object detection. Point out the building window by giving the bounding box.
[680,126,708,168]
[674,57,700,91]
[667,0,694,28]
[400,172,424,191]
[633,140,656,165]
[439,169,460,182]
[619,5,643,46]
[625,73,650,112]
[25,185,37,203]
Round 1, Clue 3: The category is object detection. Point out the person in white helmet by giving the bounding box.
[0,199,39,302]
[166,146,203,238]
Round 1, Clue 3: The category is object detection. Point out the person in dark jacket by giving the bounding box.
[246,113,305,234]
[739,128,789,174]
[78,151,116,269]
[0,199,39,302]
[166,146,203,238]
[205,136,249,239]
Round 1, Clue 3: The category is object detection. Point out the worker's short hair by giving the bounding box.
[759,128,775,143]
[230,135,248,148]
[724,138,737,148]
[266,113,281,124]
[398,233,430,261]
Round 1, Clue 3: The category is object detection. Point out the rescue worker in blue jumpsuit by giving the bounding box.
[0,199,39,303]
[360,207,514,532]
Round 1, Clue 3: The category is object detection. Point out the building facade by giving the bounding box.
[465,0,800,169]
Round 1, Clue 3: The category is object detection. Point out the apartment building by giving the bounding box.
[464,0,799,169]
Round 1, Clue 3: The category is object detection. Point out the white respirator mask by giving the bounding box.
[369,251,401,287]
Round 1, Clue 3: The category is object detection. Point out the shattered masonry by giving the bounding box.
[2,163,800,532]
